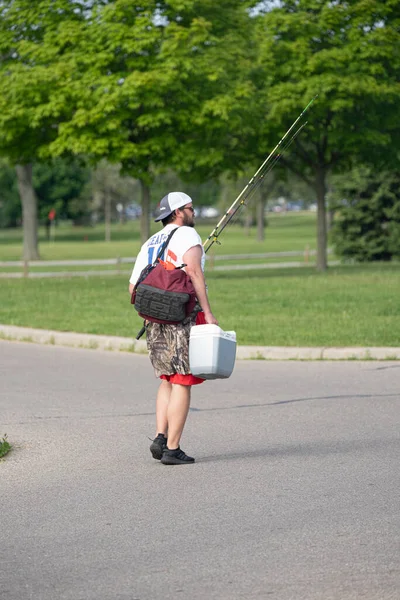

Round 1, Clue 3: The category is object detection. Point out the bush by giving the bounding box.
[331,168,400,262]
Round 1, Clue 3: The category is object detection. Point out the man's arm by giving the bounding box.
[128,245,148,295]
[183,245,218,325]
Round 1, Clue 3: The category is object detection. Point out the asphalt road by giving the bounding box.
[1,341,399,600]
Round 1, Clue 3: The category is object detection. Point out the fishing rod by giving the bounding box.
[134,97,316,339]
[203,96,317,254]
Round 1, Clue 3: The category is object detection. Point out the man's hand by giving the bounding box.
[204,310,218,325]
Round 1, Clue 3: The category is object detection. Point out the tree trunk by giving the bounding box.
[104,190,111,242]
[315,166,328,271]
[327,208,335,231]
[257,179,275,242]
[244,212,253,236]
[256,194,266,242]
[16,164,40,260]
[140,179,151,242]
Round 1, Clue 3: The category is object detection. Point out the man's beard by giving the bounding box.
[183,213,195,227]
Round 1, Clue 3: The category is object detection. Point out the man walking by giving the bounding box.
[129,192,218,465]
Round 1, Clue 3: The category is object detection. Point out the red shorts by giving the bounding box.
[160,311,207,387]
[160,373,204,386]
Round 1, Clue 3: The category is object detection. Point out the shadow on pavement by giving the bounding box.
[198,436,400,463]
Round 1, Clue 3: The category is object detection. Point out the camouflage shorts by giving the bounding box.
[145,314,197,378]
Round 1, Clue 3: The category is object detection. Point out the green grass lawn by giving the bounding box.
[1,263,399,347]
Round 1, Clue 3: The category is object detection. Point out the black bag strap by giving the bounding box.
[153,227,179,265]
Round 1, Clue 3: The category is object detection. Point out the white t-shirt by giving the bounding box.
[129,224,205,286]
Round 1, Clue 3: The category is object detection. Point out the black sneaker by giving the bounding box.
[160,447,195,465]
[149,434,167,460]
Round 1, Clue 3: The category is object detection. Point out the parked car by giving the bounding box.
[286,202,303,212]
[199,206,219,218]
[125,203,142,219]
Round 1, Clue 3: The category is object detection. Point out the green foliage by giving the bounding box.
[0,0,256,249]
[0,158,91,226]
[331,168,400,262]
[246,0,400,269]
[254,0,400,169]
[43,0,255,182]
[0,0,94,257]
[0,160,21,227]
[0,0,88,163]
[0,434,11,458]
[34,158,91,222]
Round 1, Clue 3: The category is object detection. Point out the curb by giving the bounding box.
[0,324,147,354]
[1,324,399,361]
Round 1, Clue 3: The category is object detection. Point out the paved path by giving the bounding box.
[0,262,340,278]
[1,341,399,600]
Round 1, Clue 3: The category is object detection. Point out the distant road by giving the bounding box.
[0,249,327,267]
[0,249,336,278]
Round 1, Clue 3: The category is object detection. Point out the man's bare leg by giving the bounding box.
[155,379,171,436]
[166,383,191,449]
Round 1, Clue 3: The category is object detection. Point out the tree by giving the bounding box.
[45,0,255,241]
[0,0,258,247]
[330,167,400,262]
[251,0,400,270]
[90,160,139,241]
[0,0,90,258]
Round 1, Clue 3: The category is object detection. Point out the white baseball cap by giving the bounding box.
[154,192,193,222]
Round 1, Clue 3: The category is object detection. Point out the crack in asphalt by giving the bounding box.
[3,393,399,425]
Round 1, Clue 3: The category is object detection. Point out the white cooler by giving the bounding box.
[189,324,237,380]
